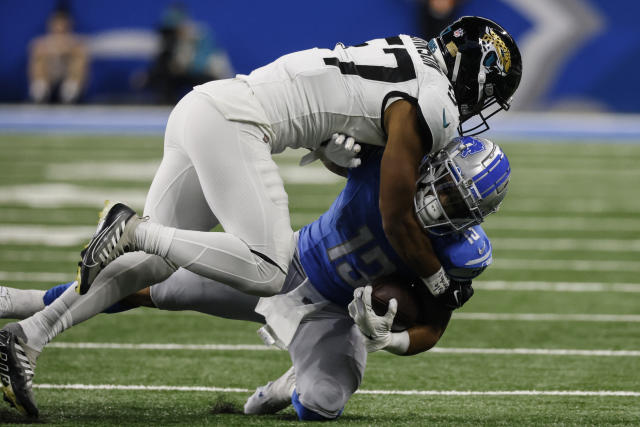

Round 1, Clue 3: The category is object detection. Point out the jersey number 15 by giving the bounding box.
[326,226,396,288]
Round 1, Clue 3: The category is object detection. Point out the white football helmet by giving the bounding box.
[414,136,510,235]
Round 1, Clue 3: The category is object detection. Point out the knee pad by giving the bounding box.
[291,389,343,421]
[256,261,287,296]
[270,267,287,294]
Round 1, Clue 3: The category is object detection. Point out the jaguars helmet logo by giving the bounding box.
[480,27,511,75]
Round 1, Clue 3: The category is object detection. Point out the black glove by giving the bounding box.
[435,279,474,310]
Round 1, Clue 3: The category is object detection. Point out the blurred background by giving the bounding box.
[0,0,637,111]
[1,0,639,141]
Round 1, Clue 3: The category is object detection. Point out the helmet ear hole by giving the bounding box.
[496,178,509,194]
[484,83,494,96]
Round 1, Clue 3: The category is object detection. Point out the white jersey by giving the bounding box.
[196,35,459,154]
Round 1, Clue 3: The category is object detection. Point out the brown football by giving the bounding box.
[371,277,420,331]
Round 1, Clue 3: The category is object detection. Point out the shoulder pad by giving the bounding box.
[432,225,492,280]
[417,77,459,153]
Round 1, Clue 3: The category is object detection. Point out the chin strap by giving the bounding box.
[477,69,486,104]
[451,52,462,83]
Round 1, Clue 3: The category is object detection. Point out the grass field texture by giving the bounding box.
[0,133,639,425]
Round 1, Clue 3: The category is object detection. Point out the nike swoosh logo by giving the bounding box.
[83,226,114,267]
[82,215,126,267]
[453,290,460,305]
[442,109,450,128]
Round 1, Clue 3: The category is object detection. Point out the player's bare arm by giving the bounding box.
[404,314,450,355]
[380,99,441,277]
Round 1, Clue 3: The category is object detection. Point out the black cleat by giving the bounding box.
[77,201,142,294]
[0,324,39,417]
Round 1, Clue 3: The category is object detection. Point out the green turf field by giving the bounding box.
[1,133,639,425]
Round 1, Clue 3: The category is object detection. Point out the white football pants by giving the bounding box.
[19,90,295,348]
[142,90,294,295]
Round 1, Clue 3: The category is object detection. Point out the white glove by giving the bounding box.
[299,133,362,168]
[324,133,361,168]
[348,286,397,353]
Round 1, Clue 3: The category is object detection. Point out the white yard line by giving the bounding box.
[0,251,79,262]
[0,185,637,212]
[492,258,640,272]
[3,231,640,253]
[489,238,640,252]
[46,342,640,356]
[429,348,640,356]
[32,383,640,397]
[474,281,640,292]
[48,343,276,351]
[0,225,95,246]
[1,260,638,293]
[487,216,640,232]
[0,271,73,282]
[0,184,147,209]
[454,312,640,322]
[502,199,640,214]
[44,162,341,185]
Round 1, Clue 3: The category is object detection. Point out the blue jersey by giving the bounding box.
[297,150,492,307]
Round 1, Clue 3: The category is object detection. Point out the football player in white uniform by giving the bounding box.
[0,16,521,417]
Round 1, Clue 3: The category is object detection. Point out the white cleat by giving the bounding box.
[244,366,296,415]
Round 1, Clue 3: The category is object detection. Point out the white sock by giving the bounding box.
[0,287,45,319]
[18,282,80,352]
[135,221,175,258]
[60,79,81,103]
[29,79,49,103]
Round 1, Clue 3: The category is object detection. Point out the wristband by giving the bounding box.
[384,330,410,355]
[420,267,450,296]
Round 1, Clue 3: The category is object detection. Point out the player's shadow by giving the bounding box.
[0,407,45,424]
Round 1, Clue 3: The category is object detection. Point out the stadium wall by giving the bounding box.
[0,0,637,112]
[2,105,639,142]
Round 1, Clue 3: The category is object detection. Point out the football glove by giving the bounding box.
[324,133,361,168]
[299,133,362,168]
[435,279,474,310]
[348,285,397,353]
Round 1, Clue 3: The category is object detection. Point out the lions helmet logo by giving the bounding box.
[458,137,486,158]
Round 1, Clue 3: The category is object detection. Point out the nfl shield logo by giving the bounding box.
[454,28,464,38]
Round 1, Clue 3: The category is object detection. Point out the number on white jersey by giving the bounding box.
[323,37,416,83]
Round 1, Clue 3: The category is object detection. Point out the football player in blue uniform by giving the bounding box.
[1,135,510,420]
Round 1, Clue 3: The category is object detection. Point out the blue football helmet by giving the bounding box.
[414,136,510,235]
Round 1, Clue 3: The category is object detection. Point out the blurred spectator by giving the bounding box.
[146,3,234,104]
[28,7,89,104]
[417,0,463,40]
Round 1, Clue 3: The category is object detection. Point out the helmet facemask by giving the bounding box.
[415,151,484,235]
[414,137,510,235]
